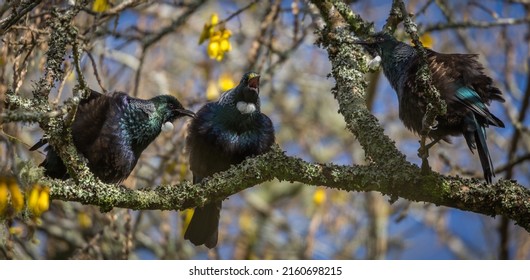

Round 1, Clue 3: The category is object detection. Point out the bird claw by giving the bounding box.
[429,120,439,130]
[417,144,429,160]
[418,137,432,174]
[421,110,439,135]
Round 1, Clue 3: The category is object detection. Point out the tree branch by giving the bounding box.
[311,0,406,166]
[16,144,530,231]
[0,0,42,36]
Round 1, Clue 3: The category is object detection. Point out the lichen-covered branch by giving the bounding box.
[17,144,530,232]
[383,0,447,171]
[5,4,96,185]
[422,16,530,33]
[0,0,43,36]
[311,0,406,165]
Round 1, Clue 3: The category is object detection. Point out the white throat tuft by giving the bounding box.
[368,55,382,70]
[236,101,256,114]
[161,121,174,133]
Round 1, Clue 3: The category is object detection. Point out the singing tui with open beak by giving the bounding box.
[184,72,275,248]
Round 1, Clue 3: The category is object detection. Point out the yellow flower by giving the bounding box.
[9,226,23,236]
[220,37,231,52]
[200,13,232,61]
[78,212,93,229]
[238,210,256,234]
[221,29,231,39]
[7,178,24,213]
[28,184,50,217]
[207,35,232,61]
[313,188,326,206]
[0,180,8,215]
[28,185,40,212]
[210,13,219,25]
[207,39,220,60]
[212,29,232,61]
[37,187,50,214]
[92,0,110,13]
[0,177,26,215]
[206,80,219,101]
[419,33,434,49]
[198,13,219,45]
[218,73,235,92]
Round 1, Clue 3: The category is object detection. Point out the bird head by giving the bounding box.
[354,32,399,58]
[233,71,260,114]
[151,95,196,123]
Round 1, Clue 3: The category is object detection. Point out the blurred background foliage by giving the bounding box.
[0,0,529,259]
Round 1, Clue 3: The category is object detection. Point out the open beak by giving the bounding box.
[177,108,196,118]
[248,75,260,91]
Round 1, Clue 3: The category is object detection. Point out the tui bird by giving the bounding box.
[184,72,275,248]
[355,32,505,183]
[30,89,195,183]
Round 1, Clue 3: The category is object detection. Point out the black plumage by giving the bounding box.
[30,89,195,183]
[184,72,275,248]
[356,32,505,183]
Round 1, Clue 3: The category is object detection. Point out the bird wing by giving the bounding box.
[30,89,109,152]
[427,50,504,101]
[454,87,504,128]
[71,89,115,153]
[74,91,140,183]
[426,51,505,128]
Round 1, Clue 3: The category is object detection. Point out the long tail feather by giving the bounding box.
[466,114,494,184]
[30,139,68,179]
[184,202,221,249]
[29,138,48,151]
[475,125,494,184]
[40,146,68,179]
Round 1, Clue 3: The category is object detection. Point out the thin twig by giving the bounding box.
[86,51,107,93]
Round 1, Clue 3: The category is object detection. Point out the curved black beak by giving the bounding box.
[177,108,196,118]
[353,38,372,45]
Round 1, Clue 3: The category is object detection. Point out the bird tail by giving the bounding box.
[475,125,494,184]
[31,142,68,180]
[464,114,494,184]
[29,138,48,151]
[184,201,221,249]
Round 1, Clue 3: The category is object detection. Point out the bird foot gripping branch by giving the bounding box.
[418,103,439,173]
